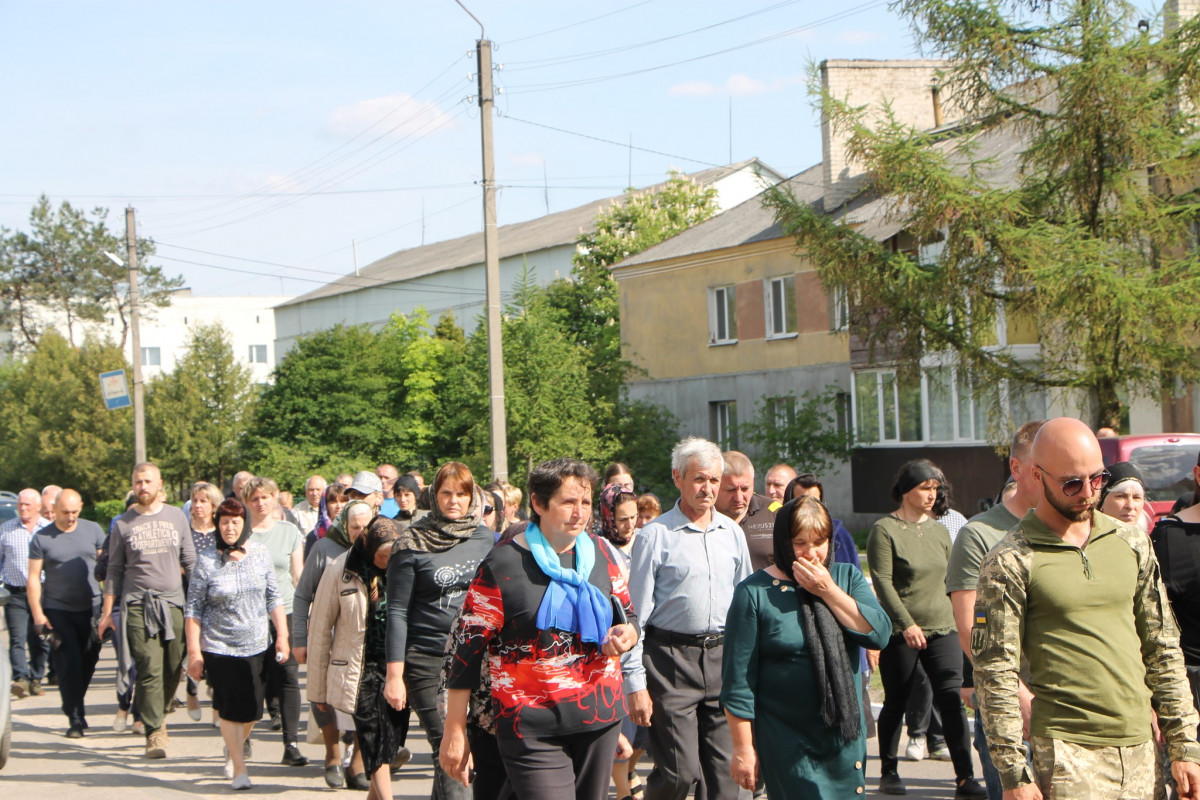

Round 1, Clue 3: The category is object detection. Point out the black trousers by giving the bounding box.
[262,613,300,745]
[406,649,470,800]
[468,724,511,800]
[45,606,101,729]
[877,632,974,780]
[642,636,737,800]
[496,721,621,800]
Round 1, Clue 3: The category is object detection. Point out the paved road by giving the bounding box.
[1,648,974,798]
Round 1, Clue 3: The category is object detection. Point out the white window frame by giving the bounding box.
[141,347,161,367]
[830,285,849,332]
[764,276,797,339]
[711,400,738,450]
[708,285,738,346]
[851,366,997,446]
[249,344,267,364]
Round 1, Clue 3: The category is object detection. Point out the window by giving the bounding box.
[710,400,739,450]
[830,286,849,332]
[764,276,797,338]
[766,396,796,457]
[708,285,738,345]
[249,345,267,364]
[141,347,160,367]
[851,369,929,444]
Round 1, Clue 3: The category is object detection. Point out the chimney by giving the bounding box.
[820,59,957,209]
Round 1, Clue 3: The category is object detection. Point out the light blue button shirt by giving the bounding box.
[623,502,752,693]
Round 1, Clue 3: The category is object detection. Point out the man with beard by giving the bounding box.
[98,462,197,759]
[973,417,1200,800]
[626,437,752,800]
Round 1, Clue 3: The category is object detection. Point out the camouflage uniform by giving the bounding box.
[972,510,1200,798]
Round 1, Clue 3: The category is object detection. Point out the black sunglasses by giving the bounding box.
[1037,465,1110,497]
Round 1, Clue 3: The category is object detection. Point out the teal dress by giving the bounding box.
[721,564,891,799]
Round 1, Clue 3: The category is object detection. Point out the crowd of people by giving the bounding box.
[2,418,1200,799]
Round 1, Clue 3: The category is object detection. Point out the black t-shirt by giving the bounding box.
[385,525,494,660]
[1153,516,1200,664]
[30,520,106,612]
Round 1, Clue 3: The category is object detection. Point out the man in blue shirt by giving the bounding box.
[0,488,50,698]
[626,437,752,800]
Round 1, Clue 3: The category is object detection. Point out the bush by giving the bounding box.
[83,498,128,526]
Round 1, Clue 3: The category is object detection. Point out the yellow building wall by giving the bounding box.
[617,242,850,381]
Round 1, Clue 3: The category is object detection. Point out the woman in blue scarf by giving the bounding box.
[441,458,639,800]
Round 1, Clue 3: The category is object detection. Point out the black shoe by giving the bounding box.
[66,727,84,739]
[324,763,346,788]
[955,778,988,799]
[347,771,371,790]
[281,744,308,767]
[879,772,907,795]
[269,709,282,731]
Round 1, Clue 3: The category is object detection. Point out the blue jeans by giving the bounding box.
[971,699,1004,800]
[5,588,48,682]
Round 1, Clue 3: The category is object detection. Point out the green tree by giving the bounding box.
[146,322,257,491]
[546,171,720,429]
[0,197,183,349]
[611,395,682,503]
[739,387,854,477]
[0,330,134,502]
[452,266,616,490]
[766,0,1200,431]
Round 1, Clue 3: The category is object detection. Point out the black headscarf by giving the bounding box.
[214,498,251,562]
[772,497,861,743]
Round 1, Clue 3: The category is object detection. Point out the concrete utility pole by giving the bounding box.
[457,0,508,483]
[124,207,146,464]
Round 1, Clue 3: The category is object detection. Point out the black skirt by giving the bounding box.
[353,661,408,775]
[203,650,266,724]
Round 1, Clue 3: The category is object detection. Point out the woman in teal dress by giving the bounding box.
[721,495,891,799]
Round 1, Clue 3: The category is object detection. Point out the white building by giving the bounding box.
[273,159,785,357]
[134,290,292,383]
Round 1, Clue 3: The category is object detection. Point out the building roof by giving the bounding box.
[612,122,1028,272]
[278,159,779,308]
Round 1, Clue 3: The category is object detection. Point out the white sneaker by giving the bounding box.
[223,747,234,778]
[906,736,927,761]
[112,710,129,733]
[231,773,252,791]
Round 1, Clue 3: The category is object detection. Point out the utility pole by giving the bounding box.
[125,207,146,464]
[458,0,508,482]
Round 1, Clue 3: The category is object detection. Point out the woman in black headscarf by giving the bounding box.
[721,496,891,798]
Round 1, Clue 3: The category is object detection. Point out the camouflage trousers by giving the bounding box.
[1030,736,1165,800]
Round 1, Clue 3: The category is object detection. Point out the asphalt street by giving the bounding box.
[0,647,972,798]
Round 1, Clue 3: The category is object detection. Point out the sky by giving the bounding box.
[0,1,923,297]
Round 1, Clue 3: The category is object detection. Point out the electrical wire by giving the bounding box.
[503,0,807,70]
[501,115,722,167]
[505,0,660,44]
[504,1,885,94]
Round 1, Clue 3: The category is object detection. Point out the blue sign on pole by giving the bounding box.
[99,370,131,411]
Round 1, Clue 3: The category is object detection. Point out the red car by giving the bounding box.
[1098,434,1200,520]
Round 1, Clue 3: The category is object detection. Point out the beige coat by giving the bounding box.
[306,551,369,715]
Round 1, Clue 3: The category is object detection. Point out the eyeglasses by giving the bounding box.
[1036,465,1110,497]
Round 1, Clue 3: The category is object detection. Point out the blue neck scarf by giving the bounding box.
[526,522,613,644]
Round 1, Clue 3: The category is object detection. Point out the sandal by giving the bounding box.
[629,772,644,797]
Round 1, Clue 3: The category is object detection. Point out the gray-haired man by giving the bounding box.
[626,437,752,800]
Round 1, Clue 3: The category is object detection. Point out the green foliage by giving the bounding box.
[83,498,128,525]
[146,322,257,491]
[450,264,617,490]
[546,171,719,434]
[611,396,682,503]
[0,330,134,502]
[739,387,854,478]
[0,196,183,350]
[766,0,1200,430]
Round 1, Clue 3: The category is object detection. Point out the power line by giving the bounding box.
[501,115,722,167]
[503,0,806,70]
[505,0,660,44]
[504,1,886,94]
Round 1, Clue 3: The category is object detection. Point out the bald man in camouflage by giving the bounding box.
[972,417,1200,799]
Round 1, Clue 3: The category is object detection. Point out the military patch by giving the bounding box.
[975,612,987,625]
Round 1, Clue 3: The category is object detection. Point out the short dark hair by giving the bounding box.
[527,458,599,525]
[785,472,824,502]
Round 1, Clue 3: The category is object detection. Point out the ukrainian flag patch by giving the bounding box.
[975,613,987,625]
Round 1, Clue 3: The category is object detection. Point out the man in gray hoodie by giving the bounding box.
[98,462,196,759]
